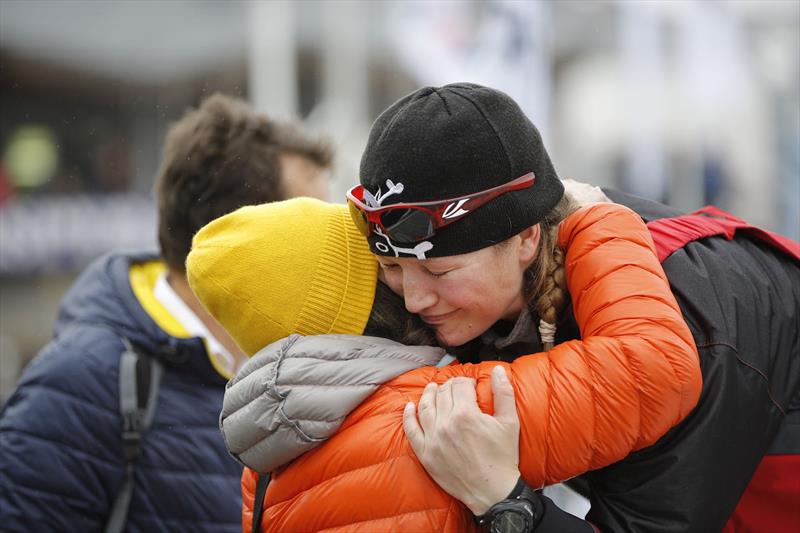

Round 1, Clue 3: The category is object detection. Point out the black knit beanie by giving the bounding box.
[359,82,564,258]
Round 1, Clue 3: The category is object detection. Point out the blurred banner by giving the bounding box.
[0,194,156,275]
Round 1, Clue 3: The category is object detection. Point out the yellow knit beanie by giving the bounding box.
[186,197,378,356]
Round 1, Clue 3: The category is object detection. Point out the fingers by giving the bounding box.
[417,381,438,433]
[450,377,479,413]
[435,379,455,418]
[491,365,519,425]
[405,381,443,456]
[403,402,425,455]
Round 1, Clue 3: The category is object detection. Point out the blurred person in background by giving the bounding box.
[0,94,332,532]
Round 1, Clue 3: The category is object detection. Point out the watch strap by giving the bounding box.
[505,476,528,500]
[476,477,525,525]
[476,476,544,530]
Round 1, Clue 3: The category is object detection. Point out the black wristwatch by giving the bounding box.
[477,477,544,533]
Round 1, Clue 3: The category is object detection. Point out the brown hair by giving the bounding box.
[154,93,333,272]
[523,191,580,350]
[364,281,437,347]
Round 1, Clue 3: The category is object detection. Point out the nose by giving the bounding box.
[402,269,437,314]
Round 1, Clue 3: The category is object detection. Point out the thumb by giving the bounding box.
[491,365,518,425]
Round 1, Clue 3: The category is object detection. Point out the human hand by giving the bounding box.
[403,365,521,516]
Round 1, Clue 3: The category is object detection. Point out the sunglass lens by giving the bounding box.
[383,209,434,243]
[347,199,370,237]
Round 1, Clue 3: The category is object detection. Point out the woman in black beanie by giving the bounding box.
[348,83,800,532]
[353,84,574,351]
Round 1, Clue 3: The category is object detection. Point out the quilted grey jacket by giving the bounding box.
[220,334,450,473]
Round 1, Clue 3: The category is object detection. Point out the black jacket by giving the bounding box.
[477,191,800,532]
[565,191,800,532]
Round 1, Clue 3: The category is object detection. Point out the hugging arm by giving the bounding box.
[403,204,701,500]
[404,369,597,532]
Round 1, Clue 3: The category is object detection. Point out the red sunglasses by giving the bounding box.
[346,172,535,243]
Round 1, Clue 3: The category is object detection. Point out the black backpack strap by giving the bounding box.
[251,473,271,533]
[105,337,163,533]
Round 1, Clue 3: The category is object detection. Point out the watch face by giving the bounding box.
[490,510,530,533]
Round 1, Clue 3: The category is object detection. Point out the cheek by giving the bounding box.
[382,270,404,296]
[491,253,526,293]
[309,180,330,202]
[437,277,480,308]
[299,179,329,202]
[447,269,518,313]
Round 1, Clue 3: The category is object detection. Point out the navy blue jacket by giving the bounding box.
[0,253,242,532]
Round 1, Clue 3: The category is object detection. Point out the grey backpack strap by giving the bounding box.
[105,337,163,533]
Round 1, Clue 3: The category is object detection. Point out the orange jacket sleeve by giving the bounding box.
[418,203,701,486]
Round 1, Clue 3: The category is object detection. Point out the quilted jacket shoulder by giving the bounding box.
[0,253,242,532]
[221,334,446,473]
[237,203,701,532]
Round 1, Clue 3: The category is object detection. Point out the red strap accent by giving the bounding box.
[722,454,800,533]
[646,206,800,263]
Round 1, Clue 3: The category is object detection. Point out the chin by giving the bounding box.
[435,329,477,350]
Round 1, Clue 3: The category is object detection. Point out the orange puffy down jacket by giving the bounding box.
[241,203,702,532]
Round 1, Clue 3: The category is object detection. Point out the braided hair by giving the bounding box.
[523,192,579,351]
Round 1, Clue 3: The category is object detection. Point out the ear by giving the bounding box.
[517,225,541,266]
